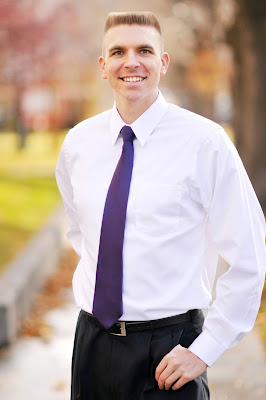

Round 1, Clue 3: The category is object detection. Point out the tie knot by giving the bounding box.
[121,126,135,143]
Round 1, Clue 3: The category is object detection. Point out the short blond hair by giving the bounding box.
[104,11,162,35]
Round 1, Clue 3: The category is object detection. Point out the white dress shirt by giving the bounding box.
[55,92,266,367]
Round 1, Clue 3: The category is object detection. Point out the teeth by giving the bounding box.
[122,77,145,82]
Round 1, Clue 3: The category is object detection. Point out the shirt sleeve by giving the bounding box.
[55,133,82,257]
[188,127,266,367]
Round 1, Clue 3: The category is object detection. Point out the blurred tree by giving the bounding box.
[153,0,233,121]
[226,0,266,208]
[0,0,52,146]
[0,0,99,147]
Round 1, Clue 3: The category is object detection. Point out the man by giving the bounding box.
[56,11,266,399]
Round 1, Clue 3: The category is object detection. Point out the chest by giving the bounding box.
[70,135,205,236]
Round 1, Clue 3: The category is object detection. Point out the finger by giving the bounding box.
[164,370,182,390]
[155,357,168,382]
[171,375,189,390]
[157,365,175,390]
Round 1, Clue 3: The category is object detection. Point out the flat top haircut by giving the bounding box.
[104,11,162,35]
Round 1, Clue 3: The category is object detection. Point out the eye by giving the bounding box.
[113,50,123,56]
[140,49,151,54]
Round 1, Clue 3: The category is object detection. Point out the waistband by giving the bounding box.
[81,309,201,337]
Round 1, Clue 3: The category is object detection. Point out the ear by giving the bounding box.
[160,52,170,76]
[99,56,107,79]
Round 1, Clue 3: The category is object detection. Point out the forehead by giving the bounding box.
[103,24,162,52]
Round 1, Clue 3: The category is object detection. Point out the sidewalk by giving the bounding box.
[208,327,266,399]
[0,289,265,400]
[0,290,78,400]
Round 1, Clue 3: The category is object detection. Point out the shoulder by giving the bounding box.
[166,103,221,135]
[64,108,112,145]
[164,103,231,149]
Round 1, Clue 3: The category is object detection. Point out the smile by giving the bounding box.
[120,77,146,82]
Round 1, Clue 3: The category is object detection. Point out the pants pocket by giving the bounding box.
[179,312,204,349]
[149,326,184,382]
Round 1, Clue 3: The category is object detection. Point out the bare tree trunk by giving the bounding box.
[14,88,28,150]
[228,1,266,208]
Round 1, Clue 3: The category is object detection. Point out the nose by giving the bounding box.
[124,50,140,68]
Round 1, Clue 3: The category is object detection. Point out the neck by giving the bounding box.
[115,92,159,124]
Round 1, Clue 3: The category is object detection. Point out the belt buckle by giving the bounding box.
[111,321,126,336]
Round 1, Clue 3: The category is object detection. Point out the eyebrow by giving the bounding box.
[108,44,155,54]
[108,46,124,54]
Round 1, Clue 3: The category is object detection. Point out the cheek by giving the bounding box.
[106,63,121,78]
[149,61,163,76]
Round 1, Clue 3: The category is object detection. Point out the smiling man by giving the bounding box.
[56,11,266,400]
[99,21,169,124]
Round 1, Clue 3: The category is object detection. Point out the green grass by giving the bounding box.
[0,131,65,176]
[0,175,61,269]
[0,131,65,271]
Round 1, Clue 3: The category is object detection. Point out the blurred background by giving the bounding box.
[0,0,265,346]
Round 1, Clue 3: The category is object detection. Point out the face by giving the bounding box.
[99,24,169,111]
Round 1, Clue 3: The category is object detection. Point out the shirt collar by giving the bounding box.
[110,91,168,146]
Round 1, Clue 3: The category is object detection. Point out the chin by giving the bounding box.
[125,94,144,103]
[122,90,147,103]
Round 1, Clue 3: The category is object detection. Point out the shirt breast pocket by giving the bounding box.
[135,182,182,236]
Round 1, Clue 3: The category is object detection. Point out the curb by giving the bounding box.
[0,206,67,347]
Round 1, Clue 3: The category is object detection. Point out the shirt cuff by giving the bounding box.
[188,330,227,367]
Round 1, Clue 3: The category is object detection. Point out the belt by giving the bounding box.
[83,309,200,337]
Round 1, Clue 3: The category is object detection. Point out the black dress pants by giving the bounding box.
[71,310,210,400]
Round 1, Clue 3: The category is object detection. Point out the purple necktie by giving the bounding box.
[92,126,135,329]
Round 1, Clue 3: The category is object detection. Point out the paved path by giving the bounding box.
[0,290,265,400]
[208,328,266,399]
[0,292,78,400]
